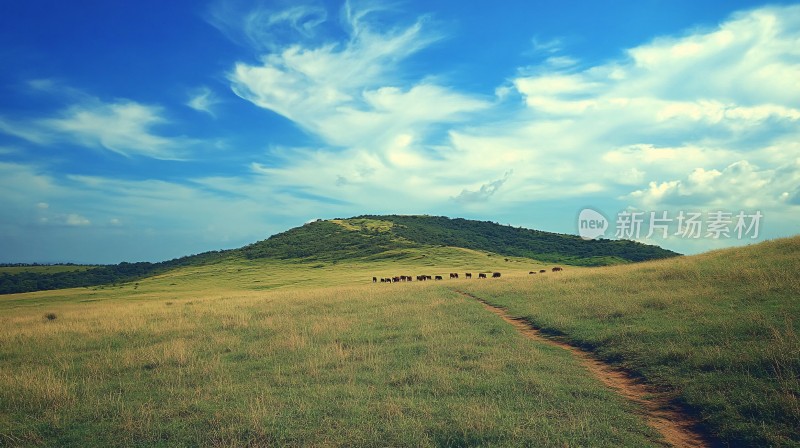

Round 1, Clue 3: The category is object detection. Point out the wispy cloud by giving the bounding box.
[225,0,486,150]
[454,171,512,203]
[208,1,328,51]
[186,86,220,116]
[529,36,564,55]
[42,100,190,159]
[0,90,196,160]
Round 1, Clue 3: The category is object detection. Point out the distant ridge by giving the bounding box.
[0,215,678,294]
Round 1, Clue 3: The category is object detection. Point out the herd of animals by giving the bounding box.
[373,267,563,283]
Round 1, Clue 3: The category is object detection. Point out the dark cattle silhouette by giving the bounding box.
[449,273,459,279]
[465,273,472,279]
[478,273,487,279]
[426,275,432,280]
[416,275,425,281]
[529,271,536,274]
[373,277,377,283]
[539,269,546,273]
[435,275,443,280]
[492,272,501,278]
[392,276,400,283]
[552,267,563,272]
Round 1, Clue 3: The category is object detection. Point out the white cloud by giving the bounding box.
[41,100,191,159]
[529,36,564,54]
[454,171,512,203]
[0,84,199,160]
[65,213,91,226]
[0,117,52,145]
[186,87,220,116]
[626,160,796,210]
[208,1,328,51]
[625,7,800,105]
[227,2,494,150]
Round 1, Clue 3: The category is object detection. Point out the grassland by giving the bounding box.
[1,238,797,446]
[0,258,658,446]
[458,236,800,446]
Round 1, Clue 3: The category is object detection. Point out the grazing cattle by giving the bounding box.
[373,277,377,283]
[435,275,443,280]
[539,269,546,273]
[426,275,432,280]
[449,273,459,279]
[416,275,424,281]
[552,267,563,272]
[529,271,536,274]
[492,272,501,278]
[393,276,400,283]
[478,273,487,279]
[465,273,472,279]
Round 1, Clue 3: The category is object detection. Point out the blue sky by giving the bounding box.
[1,0,799,263]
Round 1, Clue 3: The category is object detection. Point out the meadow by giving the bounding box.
[459,236,800,446]
[0,269,657,446]
[0,238,797,446]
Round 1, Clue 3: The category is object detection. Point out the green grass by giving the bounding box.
[456,236,800,446]
[0,282,659,446]
[1,237,797,446]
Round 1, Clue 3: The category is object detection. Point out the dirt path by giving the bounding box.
[456,290,711,448]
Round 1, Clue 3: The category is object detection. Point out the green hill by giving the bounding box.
[0,215,678,294]
[237,215,678,265]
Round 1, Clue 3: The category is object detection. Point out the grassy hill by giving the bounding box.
[237,215,679,265]
[0,215,678,295]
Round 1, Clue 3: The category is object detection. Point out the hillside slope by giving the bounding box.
[1,215,678,294]
[458,235,800,446]
[237,215,679,265]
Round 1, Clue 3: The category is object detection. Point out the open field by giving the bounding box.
[1,238,798,446]
[458,236,800,446]
[1,282,657,446]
